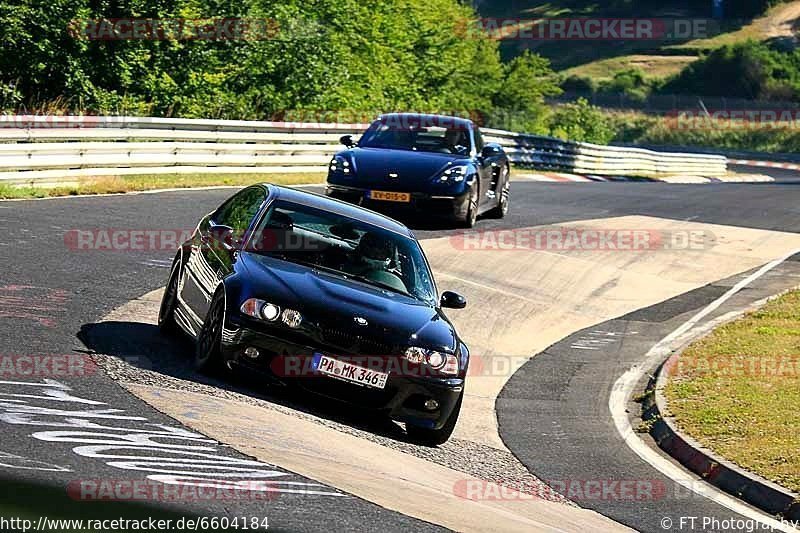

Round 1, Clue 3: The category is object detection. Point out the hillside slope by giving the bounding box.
[475,0,800,81]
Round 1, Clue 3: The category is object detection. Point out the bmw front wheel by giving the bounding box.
[195,288,226,374]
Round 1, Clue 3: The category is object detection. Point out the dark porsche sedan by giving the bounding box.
[159,184,470,444]
[325,113,510,227]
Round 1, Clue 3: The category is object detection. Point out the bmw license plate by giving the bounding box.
[368,190,411,202]
[313,354,388,389]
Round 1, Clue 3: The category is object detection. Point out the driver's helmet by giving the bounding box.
[357,232,393,270]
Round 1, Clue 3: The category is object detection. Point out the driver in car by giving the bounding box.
[444,128,468,155]
[345,232,407,293]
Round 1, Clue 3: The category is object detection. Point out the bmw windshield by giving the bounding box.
[247,200,437,305]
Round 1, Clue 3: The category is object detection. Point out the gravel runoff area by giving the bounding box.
[90,351,572,506]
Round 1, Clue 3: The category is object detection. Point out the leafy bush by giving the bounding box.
[560,75,596,94]
[661,41,800,101]
[0,0,507,118]
[485,50,561,134]
[0,0,633,149]
[548,97,614,144]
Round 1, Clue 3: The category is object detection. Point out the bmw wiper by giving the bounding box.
[259,252,340,274]
[346,274,413,298]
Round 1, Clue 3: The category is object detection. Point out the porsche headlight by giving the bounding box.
[438,165,468,183]
[329,155,352,175]
[404,347,459,375]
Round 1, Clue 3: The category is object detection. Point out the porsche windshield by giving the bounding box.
[358,121,472,156]
[248,200,437,304]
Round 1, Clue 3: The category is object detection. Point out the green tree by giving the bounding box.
[548,97,614,144]
[661,41,800,101]
[0,0,564,126]
[489,50,561,133]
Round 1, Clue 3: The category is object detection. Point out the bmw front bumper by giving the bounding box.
[220,316,464,430]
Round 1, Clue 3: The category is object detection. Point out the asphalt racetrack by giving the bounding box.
[2,169,800,532]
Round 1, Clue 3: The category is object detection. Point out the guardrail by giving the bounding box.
[482,128,728,177]
[0,116,727,182]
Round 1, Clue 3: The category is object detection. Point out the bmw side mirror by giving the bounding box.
[440,291,467,309]
[481,143,502,158]
[340,134,356,148]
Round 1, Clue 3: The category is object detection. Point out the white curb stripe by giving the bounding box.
[609,249,800,533]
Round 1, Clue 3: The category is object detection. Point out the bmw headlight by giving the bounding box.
[240,298,301,327]
[329,155,352,176]
[281,308,303,328]
[404,347,459,375]
[437,165,468,183]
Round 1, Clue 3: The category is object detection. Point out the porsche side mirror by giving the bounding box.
[481,143,503,158]
[440,291,467,309]
[340,134,356,148]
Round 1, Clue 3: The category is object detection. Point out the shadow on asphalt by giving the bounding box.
[77,321,420,445]
[360,207,467,232]
[0,477,201,528]
[347,199,504,232]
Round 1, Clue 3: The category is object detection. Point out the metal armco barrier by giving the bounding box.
[482,128,728,177]
[0,116,727,182]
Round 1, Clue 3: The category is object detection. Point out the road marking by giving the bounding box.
[570,330,638,351]
[609,248,800,533]
[0,379,344,497]
[140,258,173,268]
[0,451,71,472]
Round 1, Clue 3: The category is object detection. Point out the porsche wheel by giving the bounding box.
[487,166,510,219]
[459,184,479,228]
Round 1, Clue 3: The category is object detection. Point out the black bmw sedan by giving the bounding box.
[159,184,469,445]
[325,113,510,227]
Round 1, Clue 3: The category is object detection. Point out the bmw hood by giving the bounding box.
[238,253,457,352]
[337,147,466,190]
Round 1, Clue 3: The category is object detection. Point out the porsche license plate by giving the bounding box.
[314,354,389,389]
[368,190,411,202]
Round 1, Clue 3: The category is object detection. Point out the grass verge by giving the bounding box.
[564,55,698,82]
[664,290,800,494]
[609,109,800,154]
[0,172,326,200]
